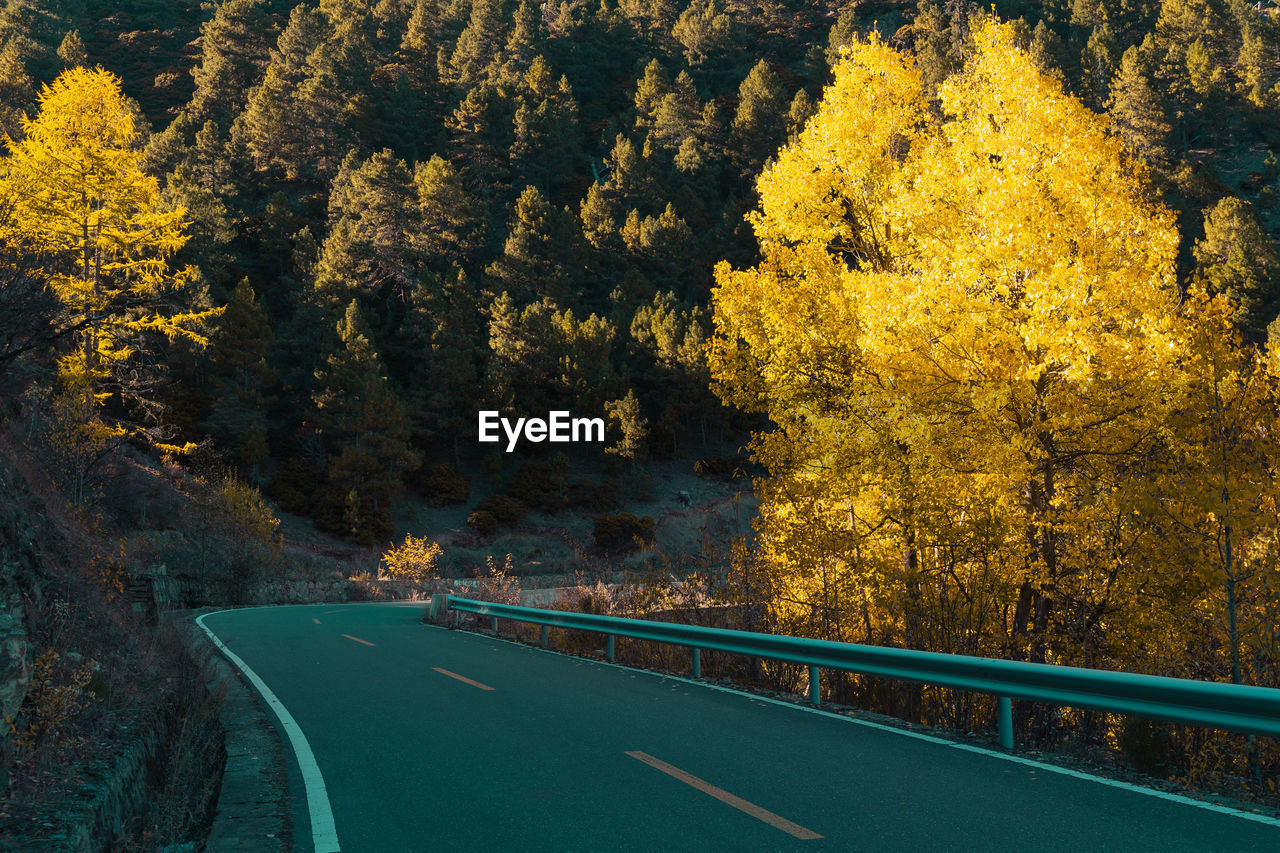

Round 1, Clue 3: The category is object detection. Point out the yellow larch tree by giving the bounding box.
[5,68,216,479]
[4,68,217,501]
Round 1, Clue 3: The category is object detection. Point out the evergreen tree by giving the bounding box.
[55,30,85,67]
[447,0,507,89]
[1193,197,1280,341]
[605,389,648,464]
[163,163,238,297]
[444,84,513,206]
[605,133,658,209]
[911,0,967,93]
[313,300,418,542]
[650,71,701,153]
[314,149,422,343]
[189,0,278,128]
[485,185,586,302]
[1080,24,1120,109]
[511,57,583,199]
[233,4,352,183]
[1237,23,1278,108]
[1108,44,1170,165]
[394,267,483,456]
[672,0,733,67]
[730,60,787,173]
[415,154,482,271]
[496,0,542,83]
[633,59,670,132]
[205,280,277,480]
[580,180,621,252]
[487,293,617,413]
[0,46,35,138]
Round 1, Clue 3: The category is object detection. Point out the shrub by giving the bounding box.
[466,510,498,536]
[380,534,444,581]
[415,464,470,507]
[10,648,98,757]
[566,480,597,508]
[567,479,621,511]
[473,494,527,524]
[593,512,655,552]
[505,460,568,512]
[465,553,522,605]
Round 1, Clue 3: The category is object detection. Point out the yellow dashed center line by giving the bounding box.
[341,634,375,647]
[433,667,494,691]
[626,750,823,840]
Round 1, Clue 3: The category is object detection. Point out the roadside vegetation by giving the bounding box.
[3,0,1280,842]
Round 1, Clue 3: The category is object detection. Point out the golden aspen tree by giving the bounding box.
[709,21,1200,669]
[6,68,214,426]
[1152,292,1280,686]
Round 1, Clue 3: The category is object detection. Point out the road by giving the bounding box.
[199,602,1280,852]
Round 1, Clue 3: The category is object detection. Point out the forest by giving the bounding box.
[1,0,1280,841]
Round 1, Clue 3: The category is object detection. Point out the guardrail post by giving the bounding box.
[997,696,1013,749]
[691,647,701,679]
[606,634,615,662]
[809,665,821,706]
[490,615,498,634]
[540,624,548,647]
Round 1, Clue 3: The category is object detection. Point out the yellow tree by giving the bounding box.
[6,68,214,423]
[709,21,1204,674]
[1153,292,1280,686]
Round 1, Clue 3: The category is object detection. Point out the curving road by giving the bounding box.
[199,602,1280,852]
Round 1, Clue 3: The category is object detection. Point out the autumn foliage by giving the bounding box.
[711,22,1280,766]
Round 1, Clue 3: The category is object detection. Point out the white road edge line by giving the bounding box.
[197,610,342,853]
[437,622,1280,830]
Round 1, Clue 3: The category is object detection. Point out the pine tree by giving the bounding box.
[605,133,657,209]
[730,60,787,173]
[672,0,733,67]
[55,30,85,67]
[606,389,648,464]
[486,293,617,413]
[444,84,512,206]
[394,268,482,456]
[511,57,583,199]
[313,150,422,344]
[633,59,670,132]
[580,181,621,252]
[496,0,541,83]
[0,45,35,139]
[233,4,352,183]
[162,162,237,296]
[1108,44,1170,165]
[205,280,277,475]
[313,300,418,541]
[1080,24,1120,109]
[1237,24,1277,108]
[1193,197,1280,341]
[485,185,586,302]
[650,71,702,153]
[447,0,508,89]
[414,154,482,271]
[188,0,278,127]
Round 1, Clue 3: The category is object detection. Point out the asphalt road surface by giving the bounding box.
[199,602,1280,852]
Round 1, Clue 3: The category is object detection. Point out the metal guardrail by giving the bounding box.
[445,596,1280,749]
